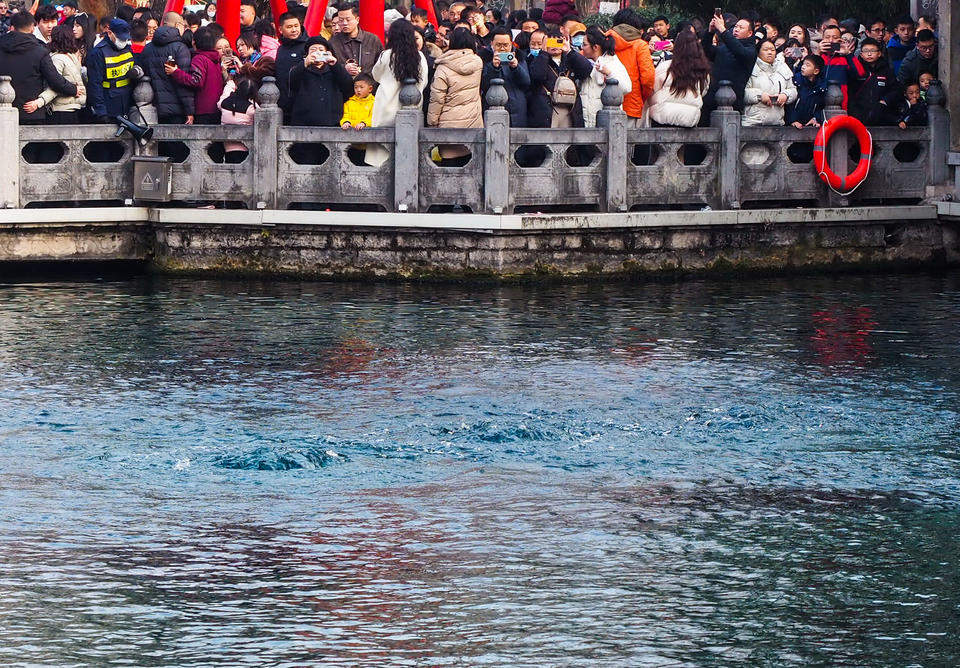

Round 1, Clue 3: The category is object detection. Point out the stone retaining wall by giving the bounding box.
[150,215,957,280]
[2,207,957,280]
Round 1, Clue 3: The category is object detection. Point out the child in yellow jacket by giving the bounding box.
[340,74,375,129]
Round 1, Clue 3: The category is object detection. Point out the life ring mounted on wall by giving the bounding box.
[813,115,873,195]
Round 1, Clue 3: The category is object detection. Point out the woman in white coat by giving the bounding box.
[364,19,429,168]
[645,29,711,127]
[578,26,631,127]
[742,39,798,127]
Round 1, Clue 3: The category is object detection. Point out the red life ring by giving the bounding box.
[813,115,873,194]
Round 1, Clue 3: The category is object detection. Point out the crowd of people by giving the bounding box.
[0,0,942,166]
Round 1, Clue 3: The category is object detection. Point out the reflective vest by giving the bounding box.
[102,50,134,89]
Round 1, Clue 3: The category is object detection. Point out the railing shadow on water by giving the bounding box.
[0,74,948,213]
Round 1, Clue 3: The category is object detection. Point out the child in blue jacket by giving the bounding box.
[787,55,826,128]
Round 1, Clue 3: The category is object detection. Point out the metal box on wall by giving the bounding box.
[132,156,172,202]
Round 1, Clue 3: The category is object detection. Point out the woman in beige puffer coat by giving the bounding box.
[38,25,87,124]
[426,28,483,161]
[742,39,797,127]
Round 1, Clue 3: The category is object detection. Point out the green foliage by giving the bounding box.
[582,13,614,30]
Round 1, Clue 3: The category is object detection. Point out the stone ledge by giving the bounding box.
[0,205,939,232]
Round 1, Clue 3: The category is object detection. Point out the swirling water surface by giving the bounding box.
[1,273,959,665]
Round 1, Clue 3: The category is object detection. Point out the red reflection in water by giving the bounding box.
[811,306,876,367]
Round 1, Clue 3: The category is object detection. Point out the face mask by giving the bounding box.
[112,38,130,49]
[529,48,540,57]
[571,36,583,49]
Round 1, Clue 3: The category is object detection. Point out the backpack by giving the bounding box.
[551,72,578,106]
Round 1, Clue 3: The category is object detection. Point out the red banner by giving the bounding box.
[216,0,240,49]
[163,0,185,15]
[269,0,287,29]
[358,0,384,44]
[414,0,439,28]
[302,0,328,36]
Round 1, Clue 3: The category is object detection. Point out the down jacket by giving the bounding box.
[140,26,194,118]
[607,24,655,118]
[742,57,798,126]
[579,52,632,127]
[645,60,707,127]
[39,52,87,113]
[426,48,483,129]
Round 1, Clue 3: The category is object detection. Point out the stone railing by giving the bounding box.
[0,73,950,212]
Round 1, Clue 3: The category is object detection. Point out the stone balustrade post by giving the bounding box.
[130,74,158,156]
[394,78,422,213]
[710,80,740,209]
[0,75,19,209]
[596,77,627,212]
[483,78,510,214]
[253,76,281,209]
[823,79,848,207]
[926,80,950,187]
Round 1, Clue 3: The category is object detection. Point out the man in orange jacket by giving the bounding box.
[607,8,655,125]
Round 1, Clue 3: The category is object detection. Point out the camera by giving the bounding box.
[498,51,514,62]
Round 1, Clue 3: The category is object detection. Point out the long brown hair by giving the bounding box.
[667,29,711,97]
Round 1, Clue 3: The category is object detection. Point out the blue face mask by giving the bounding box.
[571,36,584,49]
[529,48,540,57]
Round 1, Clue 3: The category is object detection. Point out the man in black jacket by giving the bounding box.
[481,27,530,127]
[701,13,757,120]
[0,12,79,124]
[896,29,937,86]
[140,24,194,123]
[275,11,308,125]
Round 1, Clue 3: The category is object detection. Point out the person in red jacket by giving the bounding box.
[164,26,225,124]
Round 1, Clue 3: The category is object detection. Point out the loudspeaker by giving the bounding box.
[113,115,154,146]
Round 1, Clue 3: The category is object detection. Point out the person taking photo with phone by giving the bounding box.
[528,29,593,128]
[700,10,757,120]
[288,35,354,127]
[481,26,531,128]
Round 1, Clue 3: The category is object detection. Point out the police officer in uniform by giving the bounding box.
[86,18,138,122]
